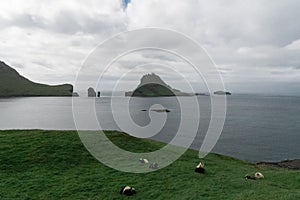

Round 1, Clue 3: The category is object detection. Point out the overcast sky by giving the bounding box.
[0,0,300,95]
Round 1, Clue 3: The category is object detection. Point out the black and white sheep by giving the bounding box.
[120,186,136,196]
[195,162,205,173]
[245,172,264,180]
[149,162,159,169]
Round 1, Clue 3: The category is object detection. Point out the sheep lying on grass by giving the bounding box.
[139,158,149,164]
[120,186,136,196]
[245,172,264,180]
[245,175,256,180]
[254,172,264,179]
[195,162,205,174]
[149,162,159,169]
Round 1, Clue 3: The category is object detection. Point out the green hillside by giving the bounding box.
[0,130,299,199]
[132,83,176,97]
[0,61,73,97]
[126,73,192,97]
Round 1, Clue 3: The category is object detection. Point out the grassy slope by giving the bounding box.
[0,61,73,97]
[132,84,176,97]
[132,84,191,97]
[0,130,299,200]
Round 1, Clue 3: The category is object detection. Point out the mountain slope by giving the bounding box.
[0,61,73,97]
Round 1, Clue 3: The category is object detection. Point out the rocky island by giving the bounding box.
[0,61,73,97]
[125,73,192,97]
[214,91,232,95]
[87,87,96,97]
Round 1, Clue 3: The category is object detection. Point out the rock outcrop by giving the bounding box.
[214,91,232,95]
[88,87,96,97]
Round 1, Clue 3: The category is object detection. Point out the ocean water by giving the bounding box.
[0,95,299,162]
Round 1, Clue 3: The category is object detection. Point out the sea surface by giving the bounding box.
[0,95,299,162]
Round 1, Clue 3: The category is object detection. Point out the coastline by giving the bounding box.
[257,160,300,170]
[1,129,299,169]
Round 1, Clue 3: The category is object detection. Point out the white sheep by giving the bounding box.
[254,172,264,179]
[139,158,149,164]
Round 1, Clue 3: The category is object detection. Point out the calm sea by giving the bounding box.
[0,95,299,162]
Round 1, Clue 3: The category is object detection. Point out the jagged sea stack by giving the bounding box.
[88,87,96,97]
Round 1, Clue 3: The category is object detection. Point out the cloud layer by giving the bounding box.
[0,0,299,94]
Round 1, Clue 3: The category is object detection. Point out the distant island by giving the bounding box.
[214,91,232,95]
[0,61,73,97]
[88,87,96,97]
[125,73,192,97]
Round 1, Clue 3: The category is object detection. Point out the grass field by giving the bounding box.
[0,130,299,199]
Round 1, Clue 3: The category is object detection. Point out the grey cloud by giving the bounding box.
[70,40,82,47]
[51,10,82,34]
[140,53,177,62]
[263,0,300,46]
[32,59,55,70]
[198,0,300,47]
[14,14,47,29]
[292,66,300,70]
[9,62,25,69]
[0,9,126,35]
[1,0,300,94]
[52,9,126,35]
[270,70,291,75]
[0,14,47,30]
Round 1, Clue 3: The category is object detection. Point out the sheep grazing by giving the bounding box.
[195,162,205,173]
[139,158,149,164]
[245,175,256,180]
[254,172,264,179]
[120,186,136,196]
[149,162,159,169]
[245,172,264,180]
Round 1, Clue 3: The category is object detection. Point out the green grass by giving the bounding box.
[0,130,299,199]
